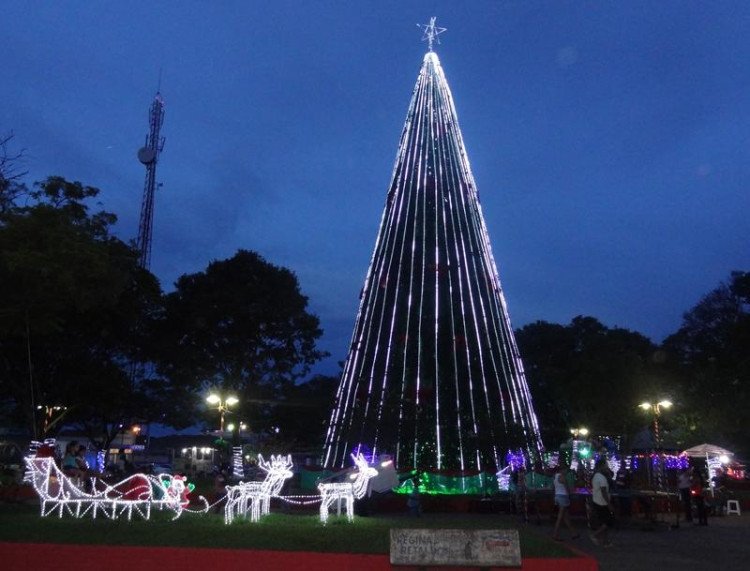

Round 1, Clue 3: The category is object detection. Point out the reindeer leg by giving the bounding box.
[347,493,354,522]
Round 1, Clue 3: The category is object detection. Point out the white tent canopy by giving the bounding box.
[682,443,733,457]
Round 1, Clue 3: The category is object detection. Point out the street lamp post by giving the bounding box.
[639,400,673,491]
[226,421,247,436]
[569,427,590,476]
[570,427,589,440]
[206,393,239,434]
[36,404,67,436]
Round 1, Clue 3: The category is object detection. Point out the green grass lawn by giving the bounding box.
[0,502,573,558]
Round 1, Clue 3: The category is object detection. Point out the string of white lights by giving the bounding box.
[24,456,207,521]
[318,453,377,523]
[276,495,323,506]
[224,454,293,524]
[323,48,544,473]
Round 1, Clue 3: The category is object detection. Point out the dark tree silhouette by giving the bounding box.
[0,177,162,446]
[0,131,27,214]
[664,271,750,454]
[515,316,675,448]
[150,249,328,432]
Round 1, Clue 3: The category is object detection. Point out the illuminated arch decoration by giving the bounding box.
[224,454,293,524]
[323,48,543,479]
[318,453,378,524]
[24,457,207,521]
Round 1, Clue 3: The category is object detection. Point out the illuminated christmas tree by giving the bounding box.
[323,21,543,476]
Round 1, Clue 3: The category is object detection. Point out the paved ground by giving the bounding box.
[524,511,749,570]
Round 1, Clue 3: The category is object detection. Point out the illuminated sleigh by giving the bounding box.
[224,454,293,524]
[25,457,206,520]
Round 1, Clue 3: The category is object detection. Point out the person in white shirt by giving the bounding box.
[552,464,579,540]
[590,459,614,547]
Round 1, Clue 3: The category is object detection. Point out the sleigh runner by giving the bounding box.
[25,457,206,520]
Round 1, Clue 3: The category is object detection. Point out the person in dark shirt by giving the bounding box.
[614,468,633,519]
[677,468,692,522]
[691,468,708,526]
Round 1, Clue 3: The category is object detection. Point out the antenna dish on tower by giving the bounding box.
[137,147,156,165]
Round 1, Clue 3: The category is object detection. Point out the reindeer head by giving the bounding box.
[349,453,378,498]
[258,454,293,476]
[257,454,293,494]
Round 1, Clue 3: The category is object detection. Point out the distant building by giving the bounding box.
[147,435,220,477]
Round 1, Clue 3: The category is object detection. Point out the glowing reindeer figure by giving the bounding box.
[318,453,378,524]
[224,454,293,524]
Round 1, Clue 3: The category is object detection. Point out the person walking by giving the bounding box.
[677,467,693,522]
[512,466,528,522]
[691,468,708,526]
[552,464,579,541]
[406,477,422,516]
[589,459,614,547]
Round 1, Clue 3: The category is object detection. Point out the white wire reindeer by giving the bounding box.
[318,453,378,524]
[224,454,293,524]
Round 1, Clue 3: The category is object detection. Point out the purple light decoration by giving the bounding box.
[625,454,689,472]
[96,450,106,473]
[505,450,526,470]
[352,444,376,464]
[662,454,690,470]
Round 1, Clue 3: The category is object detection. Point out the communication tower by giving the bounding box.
[136,90,165,269]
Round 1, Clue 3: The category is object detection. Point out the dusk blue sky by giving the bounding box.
[4,2,749,377]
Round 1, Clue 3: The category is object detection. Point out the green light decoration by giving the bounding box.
[299,465,557,496]
[395,472,502,496]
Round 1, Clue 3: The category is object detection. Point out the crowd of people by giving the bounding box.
[509,457,725,548]
[40,440,142,485]
[61,441,95,480]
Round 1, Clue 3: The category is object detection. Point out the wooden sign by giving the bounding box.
[390,528,521,567]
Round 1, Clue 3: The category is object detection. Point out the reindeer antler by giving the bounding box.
[271,454,293,470]
[350,452,368,469]
[257,454,271,473]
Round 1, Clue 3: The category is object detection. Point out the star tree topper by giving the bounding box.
[418,17,447,52]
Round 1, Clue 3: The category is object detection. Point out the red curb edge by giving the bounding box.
[0,542,598,570]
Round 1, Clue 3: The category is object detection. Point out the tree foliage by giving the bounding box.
[2,159,746,461]
[0,131,27,214]
[515,272,749,457]
[0,177,162,446]
[663,271,750,455]
[516,316,676,448]
[150,249,328,432]
[268,374,338,451]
